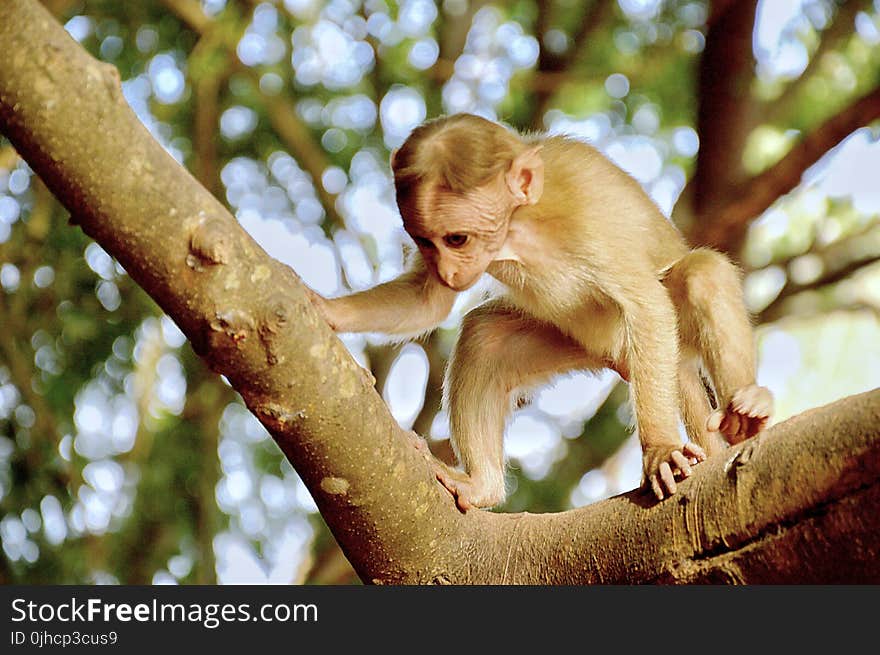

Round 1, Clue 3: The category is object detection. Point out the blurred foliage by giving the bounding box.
[1,0,879,585]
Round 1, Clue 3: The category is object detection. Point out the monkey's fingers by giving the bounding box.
[659,462,677,496]
[303,288,338,329]
[670,450,693,478]
[682,441,707,462]
[452,488,473,513]
[727,412,744,439]
[726,414,752,444]
[434,471,471,513]
[431,463,478,513]
[302,286,323,310]
[649,474,665,501]
[709,409,751,444]
[711,386,774,445]
[733,414,766,442]
[707,411,740,438]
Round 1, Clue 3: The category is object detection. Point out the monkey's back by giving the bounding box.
[536,135,689,275]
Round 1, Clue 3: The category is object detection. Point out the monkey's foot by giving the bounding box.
[432,462,503,513]
[707,385,773,445]
[643,441,707,501]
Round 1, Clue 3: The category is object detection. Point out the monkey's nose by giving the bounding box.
[443,273,479,292]
[438,269,457,288]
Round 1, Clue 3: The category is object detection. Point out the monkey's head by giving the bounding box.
[391,114,544,291]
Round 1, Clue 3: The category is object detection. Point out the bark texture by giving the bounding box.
[1,0,879,584]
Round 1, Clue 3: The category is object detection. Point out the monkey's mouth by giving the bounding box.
[444,276,481,292]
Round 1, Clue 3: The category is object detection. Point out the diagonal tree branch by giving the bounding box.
[759,256,880,323]
[756,240,880,323]
[758,222,880,323]
[2,0,879,584]
[690,85,880,252]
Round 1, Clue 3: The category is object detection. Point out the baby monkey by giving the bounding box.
[310,113,772,510]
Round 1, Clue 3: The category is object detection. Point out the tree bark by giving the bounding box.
[1,0,879,584]
[692,0,759,219]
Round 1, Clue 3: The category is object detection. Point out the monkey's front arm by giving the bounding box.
[309,256,457,335]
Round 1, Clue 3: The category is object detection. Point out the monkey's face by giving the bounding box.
[401,178,512,291]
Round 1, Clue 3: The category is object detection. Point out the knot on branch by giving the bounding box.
[251,401,306,431]
[320,477,350,496]
[189,216,233,267]
[724,441,757,477]
[258,297,290,365]
[209,309,255,345]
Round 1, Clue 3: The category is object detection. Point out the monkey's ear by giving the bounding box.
[505,145,544,206]
[390,147,399,170]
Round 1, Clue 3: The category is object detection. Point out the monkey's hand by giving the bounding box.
[642,441,707,501]
[707,385,773,445]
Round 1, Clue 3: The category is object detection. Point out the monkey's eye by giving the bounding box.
[413,236,435,250]
[443,233,469,248]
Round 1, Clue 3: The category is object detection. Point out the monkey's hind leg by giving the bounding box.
[442,301,600,512]
[665,248,773,446]
[678,355,726,458]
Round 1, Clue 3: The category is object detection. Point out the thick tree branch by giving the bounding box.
[691,85,880,251]
[692,0,759,219]
[2,0,879,584]
[1,0,467,585]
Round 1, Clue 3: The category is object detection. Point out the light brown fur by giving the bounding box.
[311,114,772,510]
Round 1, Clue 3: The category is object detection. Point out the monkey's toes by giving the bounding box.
[432,465,476,512]
[649,462,677,500]
[732,385,773,420]
[432,466,505,512]
[681,441,707,464]
[645,442,705,500]
[708,385,773,445]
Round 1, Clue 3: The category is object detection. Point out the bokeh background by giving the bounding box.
[1,0,879,584]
